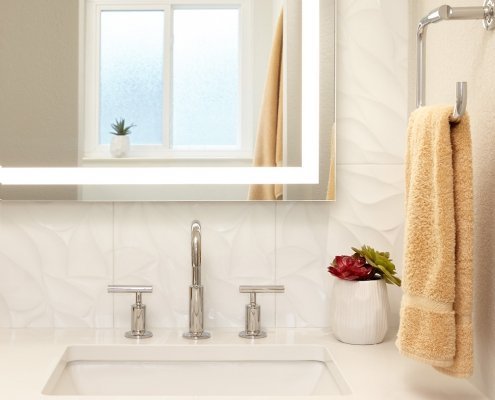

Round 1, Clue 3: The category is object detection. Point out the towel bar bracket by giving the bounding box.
[484,0,495,29]
[417,0,495,122]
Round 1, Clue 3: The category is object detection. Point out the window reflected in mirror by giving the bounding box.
[0,0,335,201]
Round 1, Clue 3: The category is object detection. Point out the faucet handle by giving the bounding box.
[239,285,285,294]
[108,285,153,294]
[239,285,285,339]
[108,285,153,339]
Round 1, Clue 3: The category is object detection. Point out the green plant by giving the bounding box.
[110,118,136,136]
[351,245,401,286]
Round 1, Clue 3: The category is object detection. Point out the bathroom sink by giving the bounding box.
[42,345,351,397]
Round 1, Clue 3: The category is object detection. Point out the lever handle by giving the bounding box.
[107,284,153,339]
[239,285,285,339]
[108,285,153,294]
[239,285,285,294]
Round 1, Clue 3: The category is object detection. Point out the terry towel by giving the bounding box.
[396,105,474,378]
[326,122,336,201]
[248,10,284,201]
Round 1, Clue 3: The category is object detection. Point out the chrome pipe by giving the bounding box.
[448,6,487,20]
[418,5,487,31]
[418,6,449,32]
[417,26,426,108]
[450,82,467,123]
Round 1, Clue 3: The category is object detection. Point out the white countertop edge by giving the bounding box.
[0,327,488,400]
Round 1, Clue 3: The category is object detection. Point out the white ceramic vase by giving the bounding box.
[110,135,130,158]
[330,277,389,345]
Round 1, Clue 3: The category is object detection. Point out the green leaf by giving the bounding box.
[110,118,135,136]
[352,245,401,287]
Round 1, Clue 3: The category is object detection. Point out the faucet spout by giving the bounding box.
[191,221,201,286]
[183,220,211,340]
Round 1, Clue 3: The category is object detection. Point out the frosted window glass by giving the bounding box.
[172,9,239,147]
[100,11,164,145]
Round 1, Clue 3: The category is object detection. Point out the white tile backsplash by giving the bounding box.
[331,165,405,327]
[113,202,277,329]
[113,202,190,329]
[0,202,113,328]
[0,196,405,330]
[275,202,333,328]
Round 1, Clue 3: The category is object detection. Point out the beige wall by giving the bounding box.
[0,0,78,199]
[414,1,495,397]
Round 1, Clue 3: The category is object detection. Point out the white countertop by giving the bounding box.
[0,328,488,400]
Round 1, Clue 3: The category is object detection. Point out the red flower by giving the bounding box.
[328,255,374,281]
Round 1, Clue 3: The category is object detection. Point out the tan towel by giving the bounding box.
[396,105,473,378]
[326,122,336,200]
[248,10,284,201]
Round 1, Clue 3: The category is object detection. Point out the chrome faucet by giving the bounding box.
[183,221,211,340]
[107,285,153,339]
[239,285,285,339]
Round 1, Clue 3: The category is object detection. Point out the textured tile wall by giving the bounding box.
[335,0,409,327]
[0,202,113,327]
[0,0,409,330]
[0,195,405,330]
[112,202,277,329]
[337,0,408,165]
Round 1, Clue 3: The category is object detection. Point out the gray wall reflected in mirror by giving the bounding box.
[0,0,335,201]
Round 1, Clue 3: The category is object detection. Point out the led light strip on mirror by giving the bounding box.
[0,166,316,185]
[0,0,319,186]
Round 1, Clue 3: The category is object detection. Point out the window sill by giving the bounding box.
[80,157,253,168]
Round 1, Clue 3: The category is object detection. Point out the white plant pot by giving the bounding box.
[330,277,389,345]
[110,135,130,158]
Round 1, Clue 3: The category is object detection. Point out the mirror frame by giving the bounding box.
[0,0,319,186]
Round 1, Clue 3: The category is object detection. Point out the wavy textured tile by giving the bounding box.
[337,0,408,164]
[0,202,113,328]
[275,202,333,328]
[113,202,276,329]
[328,165,405,327]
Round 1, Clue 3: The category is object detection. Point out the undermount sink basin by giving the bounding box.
[42,345,351,397]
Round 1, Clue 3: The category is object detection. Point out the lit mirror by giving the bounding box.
[0,0,334,200]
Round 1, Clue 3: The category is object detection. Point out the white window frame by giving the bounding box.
[81,0,253,162]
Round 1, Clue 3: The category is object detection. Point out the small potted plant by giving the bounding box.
[328,245,401,345]
[110,118,135,158]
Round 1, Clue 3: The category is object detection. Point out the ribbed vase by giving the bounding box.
[330,278,389,345]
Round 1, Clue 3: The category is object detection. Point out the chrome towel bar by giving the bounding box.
[417,1,495,123]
